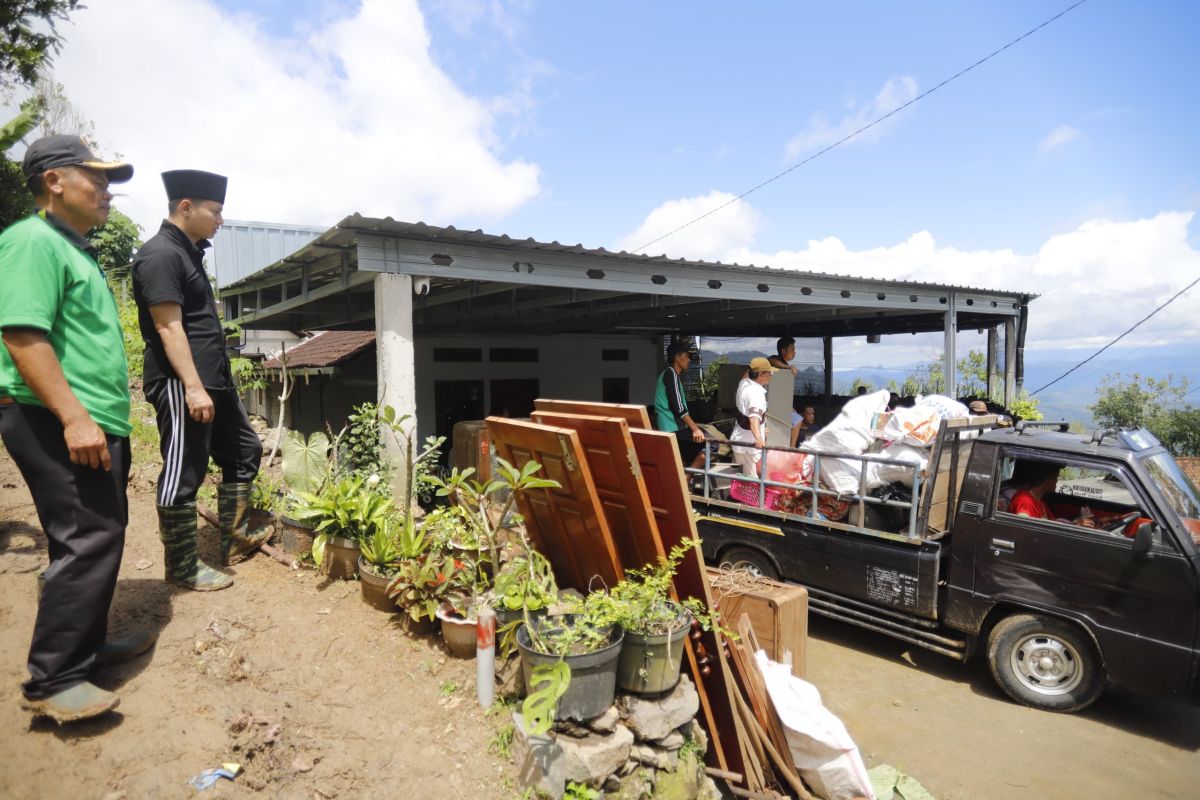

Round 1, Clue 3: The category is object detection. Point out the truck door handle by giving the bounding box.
[991,538,1015,554]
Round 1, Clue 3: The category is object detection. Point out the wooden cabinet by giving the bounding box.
[707,568,809,679]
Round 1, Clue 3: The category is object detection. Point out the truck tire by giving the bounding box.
[718,547,778,580]
[986,613,1104,712]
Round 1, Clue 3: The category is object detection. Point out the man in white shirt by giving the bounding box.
[730,357,777,476]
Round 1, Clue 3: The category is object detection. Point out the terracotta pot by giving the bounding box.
[278,515,315,557]
[322,535,360,580]
[436,606,478,658]
[358,557,397,612]
[397,613,438,637]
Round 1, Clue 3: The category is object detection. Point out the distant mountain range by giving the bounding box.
[700,342,1200,428]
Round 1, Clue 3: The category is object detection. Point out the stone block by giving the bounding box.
[655,729,685,750]
[630,743,679,771]
[512,712,634,799]
[584,704,620,733]
[619,674,700,742]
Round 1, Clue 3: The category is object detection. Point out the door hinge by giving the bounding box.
[558,435,577,472]
[627,445,642,479]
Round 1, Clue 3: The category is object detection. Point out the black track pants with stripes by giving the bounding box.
[145,379,263,506]
[0,402,129,699]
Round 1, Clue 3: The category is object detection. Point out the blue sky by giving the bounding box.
[199,0,1199,253]
[421,1,1198,255]
[10,0,1198,385]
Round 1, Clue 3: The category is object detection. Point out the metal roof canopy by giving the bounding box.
[222,215,1032,340]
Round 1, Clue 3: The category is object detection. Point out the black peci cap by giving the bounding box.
[162,169,227,204]
[22,134,133,183]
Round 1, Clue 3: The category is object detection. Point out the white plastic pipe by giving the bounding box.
[476,607,496,709]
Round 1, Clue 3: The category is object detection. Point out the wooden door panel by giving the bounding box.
[629,428,746,776]
[486,417,622,592]
[531,411,664,573]
[533,398,651,429]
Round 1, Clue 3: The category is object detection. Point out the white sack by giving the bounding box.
[874,443,929,487]
[881,405,943,448]
[819,456,864,495]
[914,394,968,420]
[809,390,891,455]
[755,651,875,800]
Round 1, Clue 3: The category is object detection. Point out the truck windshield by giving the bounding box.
[1141,452,1200,527]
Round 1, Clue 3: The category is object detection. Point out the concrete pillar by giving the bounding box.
[943,293,957,397]
[375,273,417,493]
[1004,318,1017,407]
[986,326,999,401]
[822,336,833,401]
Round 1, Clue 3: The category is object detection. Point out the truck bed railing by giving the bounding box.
[690,414,1002,541]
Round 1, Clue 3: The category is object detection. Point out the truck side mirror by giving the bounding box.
[1132,521,1156,560]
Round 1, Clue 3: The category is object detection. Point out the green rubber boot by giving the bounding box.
[22,681,119,723]
[218,482,273,565]
[157,503,233,591]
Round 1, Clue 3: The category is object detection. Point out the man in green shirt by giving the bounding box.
[653,340,708,470]
[0,135,152,723]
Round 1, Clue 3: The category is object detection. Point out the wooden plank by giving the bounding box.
[629,427,746,777]
[533,398,651,429]
[486,417,623,592]
[728,617,810,799]
[728,634,791,781]
[530,411,665,573]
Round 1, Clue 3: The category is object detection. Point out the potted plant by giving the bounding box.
[492,548,557,629]
[581,538,719,695]
[291,473,393,580]
[387,550,479,639]
[355,509,419,610]
[248,472,284,540]
[277,430,331,556]
[517,613,625,728]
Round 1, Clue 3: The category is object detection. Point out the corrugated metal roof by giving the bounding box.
[220,212,1036,299]
[330,214,1036,299]
[210,220,327,288]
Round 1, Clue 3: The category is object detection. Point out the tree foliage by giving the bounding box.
[1091,373,1200,456]
[0,1,82,88]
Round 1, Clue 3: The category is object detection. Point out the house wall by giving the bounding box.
[247,332,660,448]
[413,333,660,445]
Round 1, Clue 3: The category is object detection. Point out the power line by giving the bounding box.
[633,0,1090,253]
[1030,273,1200,396]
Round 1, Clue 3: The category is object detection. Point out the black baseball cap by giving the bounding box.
[162,169,227,204]
[21,134,133,183]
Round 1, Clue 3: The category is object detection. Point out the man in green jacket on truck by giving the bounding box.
[654,340,708,470]
[0,135,153,723]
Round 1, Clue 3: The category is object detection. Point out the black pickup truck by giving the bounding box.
[693,419,1200,712]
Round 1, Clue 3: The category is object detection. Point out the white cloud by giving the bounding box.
[8,0,541,233]
[784,76,918,161]
[615,190,760,260]
[1038,124,1081,155]
[618,198,1200,355]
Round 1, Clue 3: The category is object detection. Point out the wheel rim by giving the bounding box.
[1009,632,1084,696]
[723,557,765,577]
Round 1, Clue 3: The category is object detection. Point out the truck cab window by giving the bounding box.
[997,456,1149,538]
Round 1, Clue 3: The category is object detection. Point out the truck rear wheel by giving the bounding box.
[718,547,778,580]
[986,613,1104,713]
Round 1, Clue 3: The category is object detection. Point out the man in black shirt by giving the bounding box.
[132,170,269,591]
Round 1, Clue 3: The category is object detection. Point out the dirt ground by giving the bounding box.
[0,452,516,800]
[6,441,1200,800]
[806,615,1200,799]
